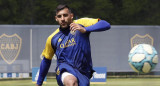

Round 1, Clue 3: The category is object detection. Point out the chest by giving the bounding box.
[51,31,77,50]
[51,31,89,51]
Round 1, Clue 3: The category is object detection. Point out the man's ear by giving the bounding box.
[71,13,74,20]
[55,16,58,21]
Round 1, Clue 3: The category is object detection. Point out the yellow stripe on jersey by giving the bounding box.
[42,28,60,60]
[73,18,100,27]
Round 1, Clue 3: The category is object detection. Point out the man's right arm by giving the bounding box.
[36,29,59,86]
[36,57,51,86]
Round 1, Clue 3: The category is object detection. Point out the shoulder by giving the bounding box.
[73,17,100,22]
[46,28,60,43]
[48,28,60,39]
[73,17,100,27]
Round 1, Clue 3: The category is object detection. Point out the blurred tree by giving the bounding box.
[0,0,159,25]
[89,0,113,23]
[32,0,58,24]
[122,0,160,25]
[0,0,33,24]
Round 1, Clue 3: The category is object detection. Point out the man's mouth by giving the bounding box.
[61,22,67,25]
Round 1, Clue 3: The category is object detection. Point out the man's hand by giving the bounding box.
[70,23,86,33]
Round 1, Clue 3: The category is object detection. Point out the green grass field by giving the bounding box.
[0,78,160,86]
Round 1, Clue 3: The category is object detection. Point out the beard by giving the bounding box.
[60,21,72,29]
[60,23,69,29]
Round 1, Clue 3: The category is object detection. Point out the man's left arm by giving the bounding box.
[70,20,110,33]
[85,20,110,32]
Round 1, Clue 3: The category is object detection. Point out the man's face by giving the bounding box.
[55,8,73,29]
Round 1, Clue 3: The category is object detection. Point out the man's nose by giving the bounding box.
[61,16,65,20]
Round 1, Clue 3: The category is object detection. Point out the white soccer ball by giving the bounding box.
[128,44,158,73]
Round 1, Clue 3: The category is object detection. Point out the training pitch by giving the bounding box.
[0,78,160,86]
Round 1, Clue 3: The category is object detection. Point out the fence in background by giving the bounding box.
[0,25,160,74]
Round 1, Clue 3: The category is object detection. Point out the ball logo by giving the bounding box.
[0,33,22,64]
[130,34,153,48]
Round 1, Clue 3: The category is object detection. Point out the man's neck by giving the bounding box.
[60,26,70,31]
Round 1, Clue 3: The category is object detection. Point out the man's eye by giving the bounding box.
[57,15,61,18]
[63,14,68,17]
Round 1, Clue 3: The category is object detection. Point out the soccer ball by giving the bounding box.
[128,44,158,73]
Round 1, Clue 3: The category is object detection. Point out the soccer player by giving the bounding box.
[36,4,110,86]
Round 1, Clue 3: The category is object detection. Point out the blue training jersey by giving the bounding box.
[42,18,110,77]
[37,18,110,85]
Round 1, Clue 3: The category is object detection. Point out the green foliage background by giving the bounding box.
[0,0,159,25]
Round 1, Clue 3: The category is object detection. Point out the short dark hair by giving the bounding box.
[56,4,72,13]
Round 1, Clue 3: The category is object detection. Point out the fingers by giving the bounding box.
[70,23,86,33]
[70,23,78,32]
[70,23,75,29]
